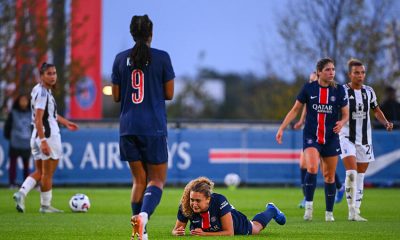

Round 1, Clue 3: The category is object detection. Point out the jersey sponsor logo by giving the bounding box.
[351,112,367,120]
[209,149,301,164]
[312,104,333,114]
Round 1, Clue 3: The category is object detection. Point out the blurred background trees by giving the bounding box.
[1,0,399,121]
[0,0,85,117]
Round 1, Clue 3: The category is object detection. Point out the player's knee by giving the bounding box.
[147,179,165,189]
[31,171,42,180]
[324,176,335,183]
[307,166,318,174]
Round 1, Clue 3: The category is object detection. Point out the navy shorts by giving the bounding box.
[120,135,168,164]
[303,135,341,157]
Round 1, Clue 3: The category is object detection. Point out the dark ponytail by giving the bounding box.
[129,15,153,70]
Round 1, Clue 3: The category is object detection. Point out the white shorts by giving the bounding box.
[31,134,62,160]
[339,137,375,163]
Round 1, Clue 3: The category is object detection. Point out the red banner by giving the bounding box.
[15,0,48,91]
[70,0,102,119]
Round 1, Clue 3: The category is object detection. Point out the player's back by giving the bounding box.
[112,47,175,136]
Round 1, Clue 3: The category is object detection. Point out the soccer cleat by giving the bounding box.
[39,205,64,213]
[131,213,148,240]
[335,185,345,203]
[266,203,286,225]
[13,191,26,213]
[303,203,313,221]
[348,207,367,221]
[298,198,306,208]
[325,211,335,222]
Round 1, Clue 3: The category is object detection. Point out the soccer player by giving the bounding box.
[171,177,286,236]
[294,72,345,208]
[111,15,174,240]
[340,59,393,221]
[276,58,349,221]
[13,63,79,213]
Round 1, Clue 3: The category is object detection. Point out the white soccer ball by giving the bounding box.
[224,173,241,188]
[69,193,90,213]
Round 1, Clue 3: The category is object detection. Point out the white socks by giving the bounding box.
[40,190,52,207]
[19,176,37,196]
[345,170,357,208]
[355,173,365,210]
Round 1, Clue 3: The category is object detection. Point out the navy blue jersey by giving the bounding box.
[177,193,252,235]
[112,48,175,136]
[297,81,347,144]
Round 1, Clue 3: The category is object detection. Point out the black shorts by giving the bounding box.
[119,135,168,164]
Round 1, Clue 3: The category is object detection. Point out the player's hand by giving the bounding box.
[333,120,344,133]
[40,140,51,156]
[293,121,304,130]
[172,226,185,236]
[190,228,205,236]
[66,121,79,131]
[385,122,393,131]
[276,129,283,144]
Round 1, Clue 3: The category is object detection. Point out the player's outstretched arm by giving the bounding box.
[276,100,303,144]
[57,114,79,131]
[373,106,394,131]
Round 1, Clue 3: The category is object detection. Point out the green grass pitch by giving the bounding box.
[1,187,399,239]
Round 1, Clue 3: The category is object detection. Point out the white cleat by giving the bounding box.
[348,207,367,221]
[13,191,26,213]
[303,203,313,221]
[325,211,335,222]
[39,205,64,213]
[353,214,368,222]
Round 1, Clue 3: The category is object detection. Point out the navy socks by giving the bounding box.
[141,186,163,217]
[324,182,336,211]
[304,172,317,201]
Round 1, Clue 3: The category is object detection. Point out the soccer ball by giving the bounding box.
[69,193,90,212]
[224,173,241,188]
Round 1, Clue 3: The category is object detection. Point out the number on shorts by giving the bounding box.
[366,144,371,155]
[131,69,144,104]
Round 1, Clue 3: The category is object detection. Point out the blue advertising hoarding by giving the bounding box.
[1,127,399,185]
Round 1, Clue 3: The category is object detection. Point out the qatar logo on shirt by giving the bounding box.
[312,104,333,114]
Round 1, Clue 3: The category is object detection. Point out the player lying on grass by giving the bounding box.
[171,177,286,236]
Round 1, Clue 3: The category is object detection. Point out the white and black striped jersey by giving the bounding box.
[339,84,378,145]
[30,83,60,138]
